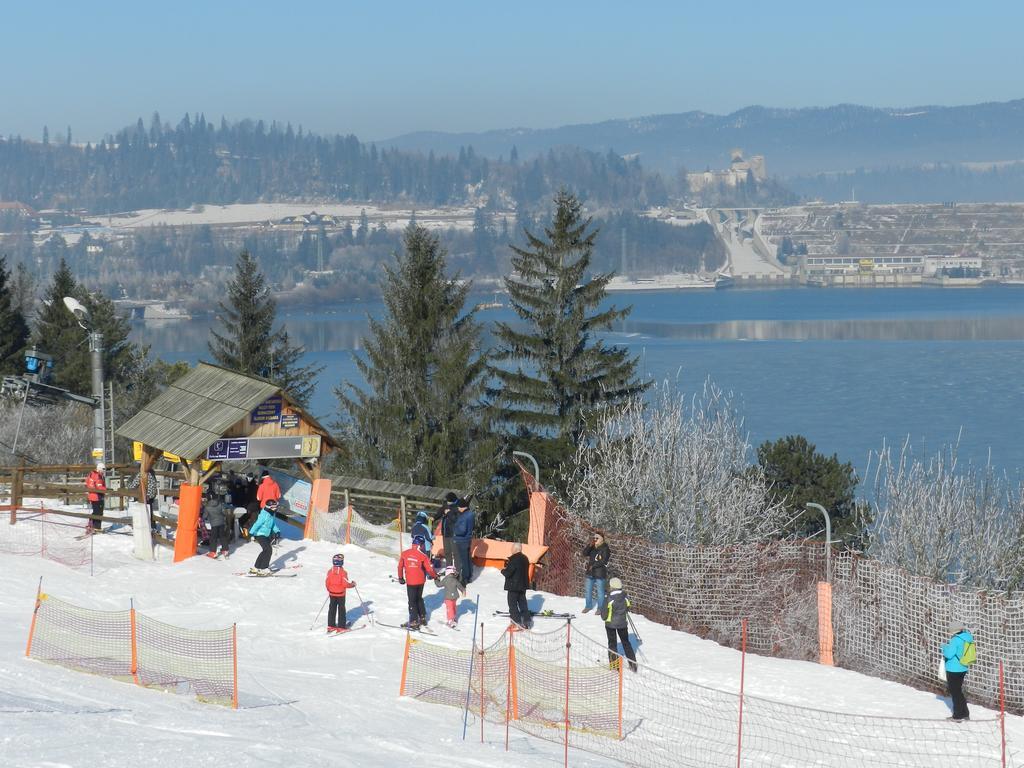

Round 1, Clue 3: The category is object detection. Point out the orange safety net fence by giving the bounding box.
[0,506,91,569]
[25,588,237,707]
[401,621,1012,767]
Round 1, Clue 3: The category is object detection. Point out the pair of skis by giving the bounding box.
[233,564,302,577]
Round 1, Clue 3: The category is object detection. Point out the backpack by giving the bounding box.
[959,638,977,666]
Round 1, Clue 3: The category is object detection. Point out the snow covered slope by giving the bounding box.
[1,519,1020,767]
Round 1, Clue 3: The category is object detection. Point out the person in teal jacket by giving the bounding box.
[248,499,282,576]
[942,620,974,721]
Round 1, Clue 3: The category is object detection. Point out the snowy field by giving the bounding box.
[2,503,1021,767]
[82,202,482,230]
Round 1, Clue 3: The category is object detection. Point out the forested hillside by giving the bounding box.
[0,114,669,212]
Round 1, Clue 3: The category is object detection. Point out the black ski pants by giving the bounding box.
[454,539,472,585]
[407,583,426,624]
[254,536,273,569]
[442,536,455,567]
[947,670,970,719]
[90,498,105,531]
[606,625,637,670]
[329,595,347,629]
[507,590,531,628]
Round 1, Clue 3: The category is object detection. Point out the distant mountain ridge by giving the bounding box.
[379,99,1024,177]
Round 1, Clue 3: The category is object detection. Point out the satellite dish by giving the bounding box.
[62,296,90,327]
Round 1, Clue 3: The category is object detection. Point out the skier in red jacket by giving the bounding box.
[398,535,436,630]
[256,470,281,506]
[325,553,356,633]
[85,463,107,533]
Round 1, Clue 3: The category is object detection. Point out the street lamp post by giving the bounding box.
[63,297,105,464]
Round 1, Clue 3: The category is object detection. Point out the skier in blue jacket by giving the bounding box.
[410,510,434,557]
[248,499,282,576]
[942,620,974,721]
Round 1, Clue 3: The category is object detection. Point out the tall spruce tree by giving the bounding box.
[208,250,321,405]
[337,225,498,494]
[491,190,647,474]
[0,256,29,375]
[33,258,136,395]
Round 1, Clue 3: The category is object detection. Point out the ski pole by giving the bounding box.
[627,612,649,664]
[461,594,481,741]
[309,595,329,631]
[354,585,372,626]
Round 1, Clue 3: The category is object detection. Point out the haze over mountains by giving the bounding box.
[381,98,1024,177]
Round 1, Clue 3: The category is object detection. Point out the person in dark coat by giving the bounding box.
[604,577,637,672]
[452,498,475,586]
[433,492,459,566]
[203,491,230,559]
[501,543,532,629]
[582,532,611,613]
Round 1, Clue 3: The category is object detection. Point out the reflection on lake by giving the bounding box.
[131,287,1024,475]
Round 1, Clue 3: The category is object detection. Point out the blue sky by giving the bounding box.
[3,1,1022,142]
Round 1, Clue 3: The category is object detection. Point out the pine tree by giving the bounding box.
[491,190,647,473]
[208,251,321,405]
[0,256,29,375]
[337,225,498,494]
[32,258,136,395]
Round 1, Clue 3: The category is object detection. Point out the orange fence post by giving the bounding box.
[817,581,834,666]
[1000,660,1006,768]
[304,478,331,540]
[736,618,747,768]
[618,648,624,740]
[563,618,572,768]
[509,633,519,721]
[129,601,140,685]
[505,628,511,751]
[398,631,412,696]
[232,623,239,710]
[25,577,42,657]
[479,623,485,744]
[345,504,352,545]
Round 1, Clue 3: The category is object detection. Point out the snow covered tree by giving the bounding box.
[337,225,499,496]
[490,189,647,476]
[564,380,793,545]
[208,251,321,405]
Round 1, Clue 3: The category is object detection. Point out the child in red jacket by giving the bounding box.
[325,553,356,633]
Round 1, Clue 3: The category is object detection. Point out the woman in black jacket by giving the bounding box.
[582,532,611,613]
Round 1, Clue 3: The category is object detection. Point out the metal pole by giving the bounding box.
[805,503,832,583]
[511,451,540,489]
[89,331,105,463]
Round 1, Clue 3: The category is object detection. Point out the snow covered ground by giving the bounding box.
[2,505,1021,767]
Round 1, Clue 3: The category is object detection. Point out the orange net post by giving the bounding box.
[1001,660,1006,768]
[737,618,747,768]
[345,504,352,545]
[617,650,624,741]
[129,602,140,685]
[563,619,572,768]
[505,629,512,751]
[817,581,834,666]
[232,623,239,710]
[509,635,519,721]
[25,578,42,658]
[479,623,486,744]
[399,631,412,696]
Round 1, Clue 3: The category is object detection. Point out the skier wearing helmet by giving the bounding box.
[398,535,437,630]
[324,553,356,633]
[248,498,281,576]
[437,564,464,628]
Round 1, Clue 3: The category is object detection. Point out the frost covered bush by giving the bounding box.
[866,440,1024,590]
[564,380,793,545]
[0,402,93,466]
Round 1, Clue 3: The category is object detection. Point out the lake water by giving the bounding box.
[131,286,1024,477]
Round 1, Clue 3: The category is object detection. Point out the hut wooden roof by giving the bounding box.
[116,362,333,460]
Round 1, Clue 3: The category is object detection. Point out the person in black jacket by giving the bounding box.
[582,532,611,613]
[433,492,459,566]
[501,543,532,629]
